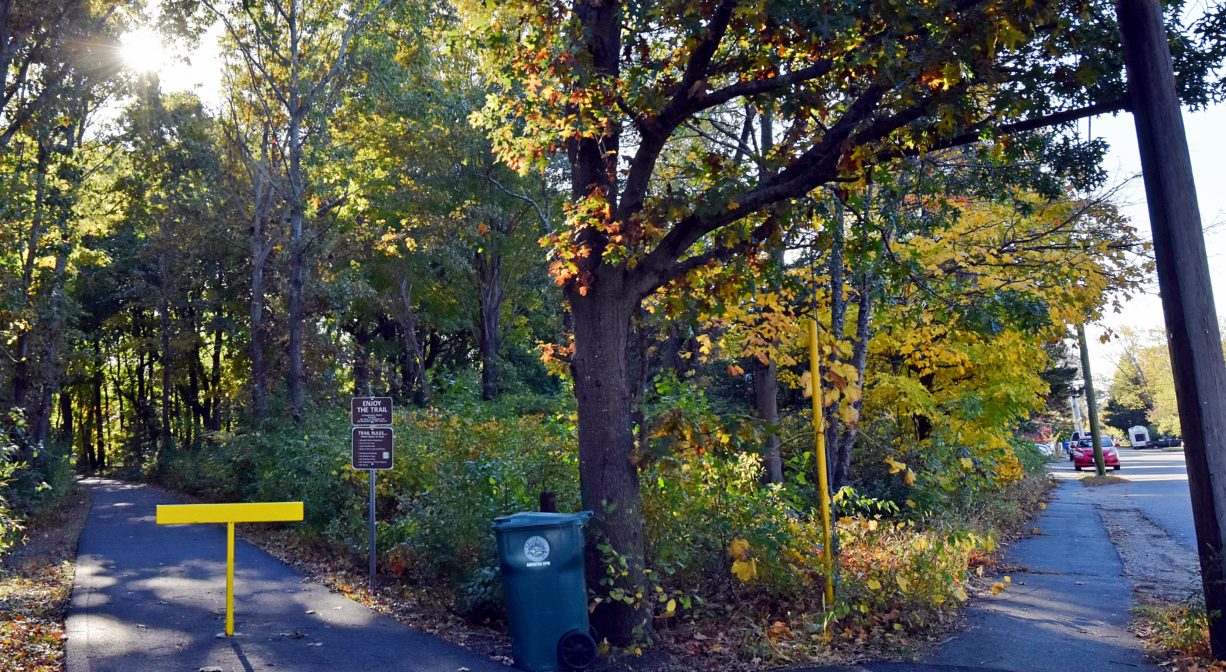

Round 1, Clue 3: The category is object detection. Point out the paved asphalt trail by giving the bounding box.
[65,478,509,672]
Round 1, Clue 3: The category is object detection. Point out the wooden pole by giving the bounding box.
[1117,0,1226,657]
[1077,324,1107,476]
[809,319,835,605]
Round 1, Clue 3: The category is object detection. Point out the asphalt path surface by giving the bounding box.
[801,447,1193,672]
[65,478,509,672]
[1050,445,1195,552]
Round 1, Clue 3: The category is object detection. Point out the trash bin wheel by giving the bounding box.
[557,628,598,670]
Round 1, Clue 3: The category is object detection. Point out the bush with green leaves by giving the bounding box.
[0,409,76,557]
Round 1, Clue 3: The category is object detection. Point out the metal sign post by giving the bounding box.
[369,468,376,593]
[351,397,393,595]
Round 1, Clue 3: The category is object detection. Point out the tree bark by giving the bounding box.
[12,130,49,408]
[159,270,173,453]
[395,279,432,406]
[477,250,504,401]
[250,233,269,423]
[207,320,223,431]
[753,110,783,484]
[92,347,104,471]
[569,277,649,645]
[286,134,307,423]
[824,205,847,489]
[58,388,72,446]
[831,271,874,489]
[753,360,784,483]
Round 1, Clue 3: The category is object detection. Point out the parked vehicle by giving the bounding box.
[1072,437,1121,471]
[1064,432,1089,460]
[1128,425,1150,448]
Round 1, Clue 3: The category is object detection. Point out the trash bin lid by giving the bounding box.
[492,511,593,531]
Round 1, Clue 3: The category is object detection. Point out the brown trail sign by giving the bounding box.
[351,396,393,425]
[352,426,394,470]
[351,396,394,592]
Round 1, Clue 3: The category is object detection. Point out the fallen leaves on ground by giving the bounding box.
[0,486,91,672]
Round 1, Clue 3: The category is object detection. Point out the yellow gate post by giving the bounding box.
[809,319,835,605]
[156,502,304,636]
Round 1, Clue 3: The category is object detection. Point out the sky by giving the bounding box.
[127,12,1226,389]
[1083,106,1226,384]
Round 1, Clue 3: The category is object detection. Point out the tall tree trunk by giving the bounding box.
[58,388,72,446]
[251,250,268,422]
[159,283,173,454]
[187,314,202,444]
[12,130,50,409]
[287,196,307,422]
[208,318,223,431]
[477,251,504,401]
[352,326,372,396]
[395,279,432,406]
[79,399,93,473]
[570,279,648,645]
[249,138,273,424]
[92,348,104,471]
[824,206,847,488]
[831,271,874,489]
[286,13,308,424]
[753,111,784,484]
[753,360,783,483]
[115,359,126,435]
[29,222,70,451]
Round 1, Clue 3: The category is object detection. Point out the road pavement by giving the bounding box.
[1049,446,1202,602]
[65,478,509,672]
[1050,446,1195,551]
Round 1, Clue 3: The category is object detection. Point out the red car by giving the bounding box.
[1073,438,1121,471]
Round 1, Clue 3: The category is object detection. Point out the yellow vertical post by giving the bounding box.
[225,521,235,636]
[809,319,835,604]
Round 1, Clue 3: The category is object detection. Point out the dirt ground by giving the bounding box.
[1098,505,1201,603]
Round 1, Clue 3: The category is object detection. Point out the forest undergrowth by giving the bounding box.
[148,385,1053,668]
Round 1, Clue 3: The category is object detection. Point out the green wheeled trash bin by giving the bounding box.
[493,511,598,671]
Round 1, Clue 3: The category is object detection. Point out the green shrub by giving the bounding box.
[385,410,580,586]
[0,409,76,557]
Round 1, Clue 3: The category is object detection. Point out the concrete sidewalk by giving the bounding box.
[922,480,1155,671]
[65,478,509,672]
[796,480,1158,672]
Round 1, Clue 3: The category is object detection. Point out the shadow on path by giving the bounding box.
[65,478,509,672]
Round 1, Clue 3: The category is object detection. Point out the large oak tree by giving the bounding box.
[467,0,1221,642]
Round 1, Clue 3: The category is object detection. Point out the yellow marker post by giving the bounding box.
[809,319,835,605]
[156,502,303,636]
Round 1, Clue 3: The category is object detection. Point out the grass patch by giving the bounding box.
[1133,597,1224,670]
[0,483,92,672]
[1081,475,1127,487]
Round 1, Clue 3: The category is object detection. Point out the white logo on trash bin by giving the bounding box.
[524,535,551,567]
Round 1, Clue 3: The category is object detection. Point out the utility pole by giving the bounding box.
[1070,391,1084,435]
[1117,0,1226,657]
[1077,325,1107,476]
